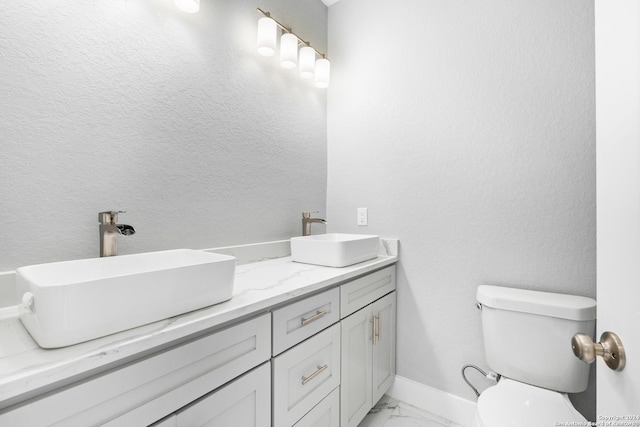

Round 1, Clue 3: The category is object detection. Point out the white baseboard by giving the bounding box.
[387,375,476,427]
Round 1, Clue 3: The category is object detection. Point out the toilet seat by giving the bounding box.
[473,378,587,427]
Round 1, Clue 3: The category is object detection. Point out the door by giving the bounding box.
[371,292,396,404]
[340,306,372,427]
[595,0,640,416]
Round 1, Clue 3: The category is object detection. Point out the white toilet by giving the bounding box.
[472,285,596,427]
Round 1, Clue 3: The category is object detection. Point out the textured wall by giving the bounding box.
[0,0,327,271]
[327,0,596,419]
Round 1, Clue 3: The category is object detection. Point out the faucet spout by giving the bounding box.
[116,224,136,236]
[302,211,326,236]
[99,211,135,257]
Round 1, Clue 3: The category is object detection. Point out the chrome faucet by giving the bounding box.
[302,211,326,236]
[99,211,135,257]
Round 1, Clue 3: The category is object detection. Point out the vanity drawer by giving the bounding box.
[340,266,396,318]
[176,362,271,427]
[293,386,340,427]
[0,313,271,427]
[272,287,340,355]
[273,323,341,427]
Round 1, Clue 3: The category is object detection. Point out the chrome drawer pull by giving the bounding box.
[301,310,328,326]
[371,318,376,344]
[301,364,328,385]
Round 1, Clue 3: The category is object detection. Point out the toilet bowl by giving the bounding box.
[472,285,596,426]
[470,378,587,427]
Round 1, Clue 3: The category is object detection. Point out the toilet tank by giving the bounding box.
[476,285,596,393]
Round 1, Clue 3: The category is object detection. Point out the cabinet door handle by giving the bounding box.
[301,364,329,385]
[301,310,329,326]
[375,314,381,342]
[371,318,376,345]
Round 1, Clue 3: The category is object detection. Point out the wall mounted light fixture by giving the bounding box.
[280,33,298,69]
[256,8,330,89]
[257,16,277,56]
[175,0,200,13]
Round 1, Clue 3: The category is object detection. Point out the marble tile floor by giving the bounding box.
[358,395,467,427]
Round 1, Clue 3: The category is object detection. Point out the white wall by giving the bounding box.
[327,0,596,419]
[0,0,327,271]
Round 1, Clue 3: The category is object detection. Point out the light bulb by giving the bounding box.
[314,57,330,88]
[257,17,277,57]
[299,46,315,79]
[280,33,298,69]
[175,0,200,13]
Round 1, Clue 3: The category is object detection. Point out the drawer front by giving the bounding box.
[176,362,271,427]
[293,386,339,427]
[273,323,341,427]
[340,266,396,318]
[0,313,271,427]
[272,287,340,355]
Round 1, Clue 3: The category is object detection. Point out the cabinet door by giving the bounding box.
[371,291,396,404]
[176,362,270,427]
[340,306,372,427]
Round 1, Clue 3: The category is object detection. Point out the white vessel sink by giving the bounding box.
[290,233,380,267]
[16,249,236,348]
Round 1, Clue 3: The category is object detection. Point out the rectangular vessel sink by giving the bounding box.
[16,249,236,348]
[290,233,380,268]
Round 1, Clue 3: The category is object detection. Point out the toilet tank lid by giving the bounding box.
[477,285,596,321]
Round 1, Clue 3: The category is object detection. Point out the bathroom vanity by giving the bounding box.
[0,240,397,426]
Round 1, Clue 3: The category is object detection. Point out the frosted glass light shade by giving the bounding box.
[257,17,277,57]
[175,0,199,13]
[314,58,330,88]
[280,33,298,69]
[299,46,315,79]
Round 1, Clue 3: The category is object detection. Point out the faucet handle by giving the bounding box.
[99,211,126,224]
[302,211,320,218]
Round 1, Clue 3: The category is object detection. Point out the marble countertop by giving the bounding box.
[0,240,398,410]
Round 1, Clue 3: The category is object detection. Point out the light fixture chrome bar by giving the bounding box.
[256,8,328,60]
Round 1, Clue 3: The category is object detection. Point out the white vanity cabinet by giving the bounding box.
[272,265,396,427]
[0,251,399,427]
[340,266,396,427]
[0,313,271,427]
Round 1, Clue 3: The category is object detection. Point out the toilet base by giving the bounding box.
[471,378,586,427]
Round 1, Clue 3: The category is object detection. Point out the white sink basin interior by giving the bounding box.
[16,249,236,348]
[290,233,380,268]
